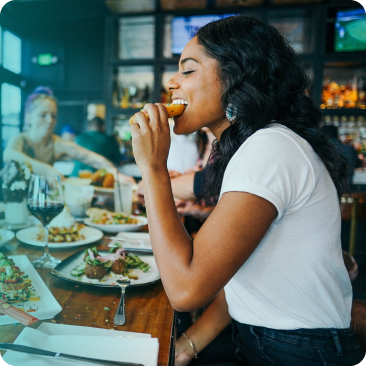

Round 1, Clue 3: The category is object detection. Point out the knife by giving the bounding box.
[0,343,144,366]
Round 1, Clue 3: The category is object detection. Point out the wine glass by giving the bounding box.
[27,174,64,269]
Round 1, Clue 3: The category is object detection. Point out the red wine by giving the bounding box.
[27,203,64,226]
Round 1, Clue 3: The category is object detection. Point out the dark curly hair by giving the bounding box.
[195,15,348,205]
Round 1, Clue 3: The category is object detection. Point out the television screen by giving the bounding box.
[171,14,236,55]
[334,8,366,52]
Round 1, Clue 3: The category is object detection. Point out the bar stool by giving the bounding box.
[341,193,366,257]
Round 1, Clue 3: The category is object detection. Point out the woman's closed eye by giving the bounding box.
[182,70,195,76]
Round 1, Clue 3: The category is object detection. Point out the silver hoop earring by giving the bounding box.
[226,103,237,122]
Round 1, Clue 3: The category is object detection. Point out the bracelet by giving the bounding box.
[182,332,199,359]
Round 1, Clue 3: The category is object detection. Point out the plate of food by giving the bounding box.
[16,208,103,248]
[51,247,159,287]
[0,253,62,325]
[0,229,15,248]
[84,208,148,233]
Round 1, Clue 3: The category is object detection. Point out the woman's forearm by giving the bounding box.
[142,167,195,305]
[177,290,232,357]
[65,143,116,170]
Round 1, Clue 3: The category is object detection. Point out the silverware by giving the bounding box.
[0,342,144,366]
[114,280,131,326]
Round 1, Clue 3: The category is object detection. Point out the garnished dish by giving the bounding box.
[0,254,62,325]
[90,169,115,188]
[36,208,85,243]
[86,208,140,225]
[0,253,36,303]
[70,246,150,281]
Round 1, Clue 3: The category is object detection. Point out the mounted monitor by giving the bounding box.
[334,8,366,52]
[171,14,236,55]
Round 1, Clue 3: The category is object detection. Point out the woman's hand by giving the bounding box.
[130,103,170,174]
[175,336,195,366]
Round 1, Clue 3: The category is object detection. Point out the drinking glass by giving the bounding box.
[27,174,64,268]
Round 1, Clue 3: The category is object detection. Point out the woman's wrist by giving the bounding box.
[177,334,196,359]
[140,164,169,178]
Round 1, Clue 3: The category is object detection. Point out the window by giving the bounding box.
[1,83,21,149]
[0,26,2,66]
[118,17,155,60]
[3,30,21,74]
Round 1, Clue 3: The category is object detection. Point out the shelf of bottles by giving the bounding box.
[324,115,366,154]
[113,115,135,163]
[112,66,154,110]
[321,67,366,110]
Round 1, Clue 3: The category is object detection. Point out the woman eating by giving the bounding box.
[130,15,365,366]
[3,86,134,183]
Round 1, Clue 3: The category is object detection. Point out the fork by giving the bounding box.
[114,280,131,326]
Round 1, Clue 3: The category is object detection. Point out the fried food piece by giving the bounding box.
[129,104,186,125]
[85,262,106,280]
[111,259,125,274]
[103,173,114,188]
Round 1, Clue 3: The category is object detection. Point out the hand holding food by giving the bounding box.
[130,103,175,172]
[129,102,186,125]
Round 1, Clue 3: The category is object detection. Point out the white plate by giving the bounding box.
[0,255,62,326]
[63,178,138,193]
[84,216,148,233]
[51,249,159,287]
[0,229,15,248]
[108,232,152,252]
[16,226,104,249]
[3,323,159,366]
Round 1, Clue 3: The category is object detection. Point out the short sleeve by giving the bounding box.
[220,127,316,221]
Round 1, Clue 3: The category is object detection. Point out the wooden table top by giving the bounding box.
[0,232,175,366]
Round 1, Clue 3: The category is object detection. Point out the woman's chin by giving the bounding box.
[173,117,198,135]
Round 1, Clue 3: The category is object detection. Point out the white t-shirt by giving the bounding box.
[221,124,352,330]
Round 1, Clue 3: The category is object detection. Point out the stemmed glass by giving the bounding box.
[27,174,64,268]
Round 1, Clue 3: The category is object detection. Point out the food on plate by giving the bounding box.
[86,207,141,225]
[0,253,31,302]
[70,246,150,280]
[129,102,186,125]
[78,170,93,179]
[37,208,85,243]
[91,169,114,188]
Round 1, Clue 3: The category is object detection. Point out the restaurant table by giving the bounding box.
[0,232,176,366]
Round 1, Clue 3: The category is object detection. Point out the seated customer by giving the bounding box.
[130,15,364,366]
[3,87,134,183]
[72,117,122,176]
[321,124,362,186]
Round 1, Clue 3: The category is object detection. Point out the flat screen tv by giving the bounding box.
[334,8,366,52]
[171,14,236,55]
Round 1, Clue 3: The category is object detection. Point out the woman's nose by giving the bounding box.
[46,114,54,123]
[166,75,179,91]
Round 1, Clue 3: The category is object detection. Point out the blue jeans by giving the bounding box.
[232,319,365,366]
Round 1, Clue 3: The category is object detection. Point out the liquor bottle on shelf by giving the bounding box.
[357,76,366,109]
[333,115,340,127]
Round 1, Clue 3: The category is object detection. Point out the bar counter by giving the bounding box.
[0,235,175,366]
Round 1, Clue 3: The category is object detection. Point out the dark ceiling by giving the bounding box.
[0,0,110,30]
